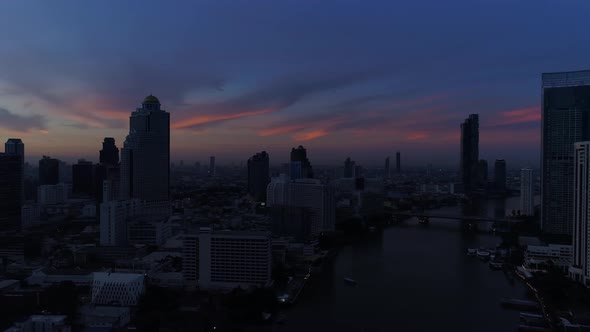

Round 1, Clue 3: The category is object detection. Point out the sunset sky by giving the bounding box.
[0,1,589,167]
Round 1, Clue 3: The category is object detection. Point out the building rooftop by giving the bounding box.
[143,94,160,103]
[93,272,145,282]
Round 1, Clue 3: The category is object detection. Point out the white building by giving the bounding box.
[120,95,170,203]
[571,142,590,285]
[5,315,70,332]
[127,216,172,246]
[37,183,68,205]
[21,203,40,229]
[91,272,145,306]
[520,168,534,216]
[524,244,572,273]
[267,177,335,236]
[99,199,141,246]
[183,228,272,290]
[81,203,96,218]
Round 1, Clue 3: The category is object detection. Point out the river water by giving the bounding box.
[273,196,539,332]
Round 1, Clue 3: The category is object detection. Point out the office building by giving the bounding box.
[182,228,271,290]
[209,156,216,177]
[72,159,94,197]
[494,159,506,193]
[542,70,590,235]
[571,142,590,285]
[478,159,488,189]
[384,157,390,179]
[396,152,401,173]
[247,151,270,202]
[91,272,145,306]
[127,216,171,246]
[520,168,534,216]
[0,153,23,232]
[120,95,170,202]
[343,157,355,178]
[460,114,479,194]
[37,183,68,205]
[21,203,40,229]
[100,199,141,247]
[525,244,572,273]
[39,156,59,186]
[291,145,313,178]
[100,137,119,166]
[5,139,24,201]
[267,177,335,236]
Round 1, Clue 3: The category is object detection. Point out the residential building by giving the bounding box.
[343,157,355,178]
[494,159,507,193]
[542,70,590,235]
[127,216,172,246]
[290,145,313,178]
[72,159,94,197]
[0,153,23,232]
[460,114,479,194]
[247,151,270,202]
[37,183,68,205]
[39,156,59,186]
[99,137,119,166]
[99,199,141,247]
[571,142,590,285]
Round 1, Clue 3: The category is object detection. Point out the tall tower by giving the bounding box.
[343,157,355,178]
[100,137,119,166]
[384,157,390,179]
[572,142,590,285]
[520,168,534,216]
[291,146,313,178]
[460,114,479,194]
[39,156,59,186]
[494,159,507,193]
[120,95,170,202]
[0,151,23,232]
[542,70,590,235]
[247,151,270,202]
[5,139,24,201]
[396,152,401,173]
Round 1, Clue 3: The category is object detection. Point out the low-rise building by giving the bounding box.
[524,244,572,273]
[91,272,145,306]
[6,315,70,332]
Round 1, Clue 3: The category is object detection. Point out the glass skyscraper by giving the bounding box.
[120,95,170,202]
[542,70,590,236]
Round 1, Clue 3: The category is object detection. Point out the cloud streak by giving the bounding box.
[0,107,46,133]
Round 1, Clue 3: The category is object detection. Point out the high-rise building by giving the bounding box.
[343,157,355,178]
[477,159,488,189]
[571,142,590,286]
[267,177,335,237]
[384,157,390,179]
[72,159,94,197]
[37,183,68,205]
[396,152,401,173]
[120,95,170,202]
[520,168,534,216]
[39,156,59,186]
[494,159,507,193]
[290,145,313,178]
[541,70,590,235]
[5,139,24,202]
[247,151,270,202]
[99,137,119,166]
[182,228,271,290]
[0,153,23,232]
[209,156,216,177]
[460,114,479,194]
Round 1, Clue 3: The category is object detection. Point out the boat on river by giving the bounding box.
[344,277,357,286]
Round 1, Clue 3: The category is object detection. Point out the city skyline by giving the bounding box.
[1,2,589,167]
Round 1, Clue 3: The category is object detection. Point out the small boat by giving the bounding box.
[489,261,504,270]
[344,277,357,286]
[467,248,477,256]
[477,250,491,260]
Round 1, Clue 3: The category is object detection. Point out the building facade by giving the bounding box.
[0,153,23,232]
[571,142,590,285]
[247,151,270,202]
[343,157,356,178]
[396,151,401,173]
[39,156,59,186]
[542,70,590,235]
[100,137,119,166]
[37,184,68,205]
[91,272,145,306]
[460,114,479,194]
[520,168,534,216]
[291,145,313,178]
[120,95,170,202]
[72,159,94,197]
[494,159,507,193]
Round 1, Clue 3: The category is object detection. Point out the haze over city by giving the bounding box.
[1,1,589,166]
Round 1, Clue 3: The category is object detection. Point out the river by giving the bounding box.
[271,196,539,332]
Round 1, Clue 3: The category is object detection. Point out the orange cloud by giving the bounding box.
[173,108,275,129]
[404,132,427,141]
[259,125,306,136]
[293,130,329,141]
[494,106,540,125]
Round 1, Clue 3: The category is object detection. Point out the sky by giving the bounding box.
[0,1,589,168]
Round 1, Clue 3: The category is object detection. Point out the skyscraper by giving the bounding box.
[72,159,94,197]
[99,137,119,166]
[39,156,59,186]
[0,153,23,232]
[520,168,534,216]
[494,159,506,193]
[5,139,24,201]
[209,156,216,177]
[396,152,401,173]
[542,70,590,235]
[343,157,355,178]
[571,142,590,285]
[384,157,390,179]
[477,159,488,189]
[120,95,170,202]
[460,114,479,194]
[247,151,270,202]
[290,145,313,178]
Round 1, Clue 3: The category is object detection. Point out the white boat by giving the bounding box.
[467,248,477,256]
[344,277,357,286]
[477,250,491,260]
